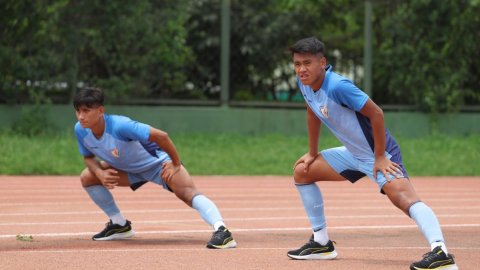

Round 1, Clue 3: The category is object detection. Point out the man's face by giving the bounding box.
[75,105,104,129]
[293,53,326,89]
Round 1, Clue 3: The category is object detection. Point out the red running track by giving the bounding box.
[0,176,479,270]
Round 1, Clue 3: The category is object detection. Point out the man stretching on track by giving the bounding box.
[286,37,458,270]
[73,88,236,249]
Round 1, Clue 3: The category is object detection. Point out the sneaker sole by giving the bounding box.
[410,264,458,270]
[93,230,135,241]
[207,239,237,249]
[287,250,338,260]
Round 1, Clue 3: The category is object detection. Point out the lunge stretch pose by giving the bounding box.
[286,37,457,270]
[73,88,236,249]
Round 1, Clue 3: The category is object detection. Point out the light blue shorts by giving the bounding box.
[127,150,172,191]
[321,146,408,193]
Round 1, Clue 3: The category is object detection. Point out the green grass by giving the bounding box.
[174,133,326,175]
[399,135,480,176]
[0,132,83,175]
[0,132,478,176]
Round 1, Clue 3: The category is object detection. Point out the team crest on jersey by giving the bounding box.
[111,148,120,158]
[320,106,329,118]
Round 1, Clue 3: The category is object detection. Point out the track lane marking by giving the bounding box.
[1,246,479,254]
[2,206,480,217]
[1,224,479,238]
[1,214,480,226]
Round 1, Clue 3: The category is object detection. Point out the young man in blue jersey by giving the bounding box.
[286,37,457,270]
[73,88,236,249]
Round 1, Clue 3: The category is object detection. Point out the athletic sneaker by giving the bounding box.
[206,226,237,249]
[410,246,458,270]
[92,220,135,241]
[287,235,337,260]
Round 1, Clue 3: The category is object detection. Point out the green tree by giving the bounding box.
[373,0,480,112]
[185,0,365,102]
[0,0,193,103]
[2,0,479,113]
[184,0,222,100]
[56,0,193,101]
[0,1,65,104]
[201,0,364,101]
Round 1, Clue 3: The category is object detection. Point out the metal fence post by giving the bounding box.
[220,0,231,108]
[364,0,373,96]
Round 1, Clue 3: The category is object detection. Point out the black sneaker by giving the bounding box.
[287,235,337,260]
[206,226,237,249]
[410,246,458,270]
[92,220,135,241]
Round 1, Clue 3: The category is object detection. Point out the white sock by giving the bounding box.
[313,227,329,245]
[431,241,448,254]
[110,212,127,226]
[213,220,226,231]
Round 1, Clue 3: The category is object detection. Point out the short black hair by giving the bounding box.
[73,87,104,110]
[289,37,326,57]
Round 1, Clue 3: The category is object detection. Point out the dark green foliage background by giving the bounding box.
[1,0,479,111]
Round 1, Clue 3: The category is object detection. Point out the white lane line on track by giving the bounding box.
[1,196,480,206]
[1,214,480,226]
[1,194,479,202]
[1,224,479,238]
[0,207,301,216]
[2,205,480,216]
[1,246,479,254]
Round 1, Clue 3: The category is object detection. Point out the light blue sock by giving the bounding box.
[409,201,445,245]
[84,185,122,219]
[295,183,326,231]
[192,194,224,229]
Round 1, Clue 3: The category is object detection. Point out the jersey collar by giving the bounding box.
[320,64,333,91]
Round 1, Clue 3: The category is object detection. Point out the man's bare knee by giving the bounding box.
[293,163,309,184]
[384,180,420,215]
[80,168,100,187]
[173,186,197,206]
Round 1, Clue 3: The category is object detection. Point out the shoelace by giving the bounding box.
[100,221,114,232]
[299,240,320,249]
[212,229,228,240]
[421,250,441,263]
[301,240,335,249]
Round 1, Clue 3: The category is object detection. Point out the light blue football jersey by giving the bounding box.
[74,114,164,174]
[298,65,401,162]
